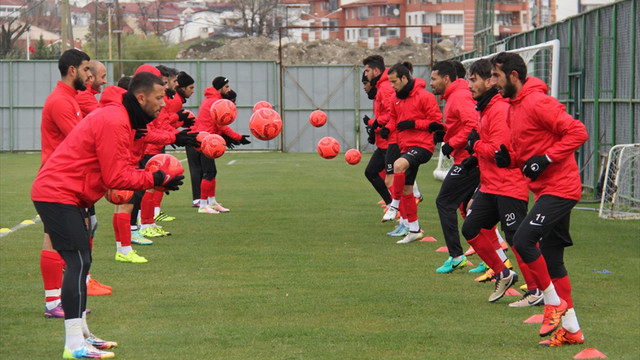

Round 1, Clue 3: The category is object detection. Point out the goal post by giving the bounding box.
[598,143,640,220]
[433,39,561,181]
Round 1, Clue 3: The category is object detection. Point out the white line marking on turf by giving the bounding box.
[0,216,41,238]
[227,160,236,165]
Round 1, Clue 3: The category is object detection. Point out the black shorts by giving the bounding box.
[401,146,432,185]
[385,143,400,174]
[34,201,90,251]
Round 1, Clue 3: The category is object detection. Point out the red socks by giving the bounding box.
[468,232,505,274]
[153,191,164,208]
[41,250,64,302]
[526,255,552,291]
[113,213,132,246]
[511,246,538,291]
[140,191,155,225]
[200,179,216,199]
[401,193,418,222]
[391,172,405,202]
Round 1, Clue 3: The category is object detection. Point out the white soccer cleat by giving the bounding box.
[382,206,398,222]
[396,230,424,244]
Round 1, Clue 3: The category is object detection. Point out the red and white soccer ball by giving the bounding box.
[144,154,185,191]
[253,101,273,113]
[210,99,237,126]
[194,131,210,151]
[309,110,327,127]
[104,189,134,204]
[200,134,227,159]
[317,137,340,159]
[249,108,282,141]
[344,149,362,165]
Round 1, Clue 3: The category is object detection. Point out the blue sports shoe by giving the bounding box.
[386,224,409,237]
[468,261,490,273]
[436,255,468,274]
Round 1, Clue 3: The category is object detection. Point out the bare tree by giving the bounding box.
[233,0,280,38]
[1,19,29,58]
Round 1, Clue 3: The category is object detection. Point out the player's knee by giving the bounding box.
[202,172,215,181]
[461,223,479,241]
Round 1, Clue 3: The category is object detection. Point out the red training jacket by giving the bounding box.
[145,93,182,155]
[193,87,242,141]
[473,93,529,201]
[75,87,100,118]
[389,78,442,154]
[40,81,83,165]
[366,68,395,149]
[507,77,588,201]
[31,98,155,208]
[442,78,478,165]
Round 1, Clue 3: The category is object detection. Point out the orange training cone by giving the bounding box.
[523,314,543,323]
[573,348,607,359]
[435,246,448,252]
[420,236,437,242]
[505,288,520,296]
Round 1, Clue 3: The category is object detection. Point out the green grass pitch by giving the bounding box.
[1,152,638,359]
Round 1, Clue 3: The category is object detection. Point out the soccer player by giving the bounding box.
[76,60,108,117]
[491,52,588,345]
[32,71,185,359]
[361,55,394,214]
[385,61,442,244]
[459,58,537,304]
[189,76,251,214]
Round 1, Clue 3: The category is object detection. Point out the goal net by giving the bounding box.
[433,39,560,181]
[598,143,640,220]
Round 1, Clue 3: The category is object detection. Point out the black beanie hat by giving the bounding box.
[177,71,194,88]
[212,76,229,90]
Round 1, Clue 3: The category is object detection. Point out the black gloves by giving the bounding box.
[239,135,251,145]
[396,120,415,132]
[134,129,147,139]
[441,143,453,158]
[366,127,376,144]
[152,170,184,191]
[460,155,478,172]
[362,115,370,126]
[370,119,380,130]
[428,121,444,133]
[221,134,240,149]
[174,129,199,147]
[433,130,445,144]
[494,144,511,168]
[177,109,195,128]
[466,129,479,154]
[379,127,390,139]
[523,155,551,181]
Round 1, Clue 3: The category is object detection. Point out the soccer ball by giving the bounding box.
[249,108,282,141]
[345,149,362,165]
[194,131,210,151]
[317,137,340,159]
[253,101,273,112]
[144,154,185,191]
[104,189,134,204]
[309,110,327,127]
[200,134,226,159]
[210,99,237,126]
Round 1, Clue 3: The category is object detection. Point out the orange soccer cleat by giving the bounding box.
[539,327,584,346]
[87,279,112,296]
[540,298,568,337]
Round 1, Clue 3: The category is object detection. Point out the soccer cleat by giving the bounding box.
[62,344,115,359]
[154,211,175,222]
[539,327,584,346]
[192,199,199,208]
[488,270,518,302]
[131,230,153,245]
[414,195,424,205]
[396,230,424,244]
[198,207,220,214]
[474,268,496,282]
[386,224,409,237]
[436,255,468,274]
[115,250,148,264]
[87,279,111,296]
[89,278,112,291]
[139,227,163,238]
[509,289,544,307]
[44,304,65,318]
[211,204,230,213]
[381,206,398,222]
[540,298,568,337]
[86,334,118,350]
[464,245,476,256]
[520,284,529,291]
[468,262,489,273]
[504,259,513,269]
[153,225,171,236]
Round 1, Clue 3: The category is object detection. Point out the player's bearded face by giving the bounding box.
[141,84,166,119]
[503,77,517,98]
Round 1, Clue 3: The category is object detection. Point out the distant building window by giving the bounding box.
[408,16,412,25]
[369,7,375,17]
[436,14,442,25]
[497,13,514,26]
[443,14,463,24]
[329,19,338,31]
[424,32,441,44]
[359,28,368,39]
[387,27,400,38]
[379,7,385,17]
[358,6,368,20]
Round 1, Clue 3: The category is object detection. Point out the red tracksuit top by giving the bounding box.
[40,81,83,165]
[442,78,478,165]
[75,87,100,118]
[366,68,395,149]
[31,94,155,208]
[193,87,242,141]
[507,77,588,201]
[145,93,183,155]
[388,78,442,154]
[473,93,529,201]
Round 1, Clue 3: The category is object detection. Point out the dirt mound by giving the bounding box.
[181,36,456,65]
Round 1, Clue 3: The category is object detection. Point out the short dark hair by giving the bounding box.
[117,76,132,90]
[361,71,369,84]
[128,72,164,96]
[432,61,457,81]
[155,65,178,78]
[450,60,467,79]
[469,58,492,80]
[58,49,90,77]
[388,61,413,80]
[491,52,527,83]
[363,55,385,72]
